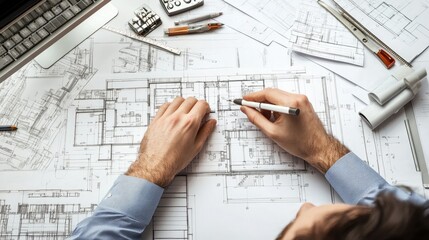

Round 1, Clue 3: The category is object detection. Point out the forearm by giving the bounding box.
[70,175,164,239]
[325,152,428,206]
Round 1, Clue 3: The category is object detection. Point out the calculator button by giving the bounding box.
[174,1,181,6]
[167,3,174,9]
[184,0,191,3]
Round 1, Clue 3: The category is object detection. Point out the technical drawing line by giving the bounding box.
[103,25,182,55]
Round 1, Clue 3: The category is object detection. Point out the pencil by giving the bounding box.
[0,125,18,131]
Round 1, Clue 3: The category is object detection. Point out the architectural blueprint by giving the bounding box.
[334,0,429,62]
[0,0,428,239]
[290,0,365,66]
[222,0,294,46]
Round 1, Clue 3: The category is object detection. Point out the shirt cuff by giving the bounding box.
[325,152,388,204]
[98,175,164,226]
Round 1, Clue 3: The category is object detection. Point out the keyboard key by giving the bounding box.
[62,9,75,20]
[0,54,14,70]
[83,0,94,5]
[70,5,81,14]
[19,27,31,38]
[29,33,42,44]
[9,24,20,34]
[0,35,5,43]
[37,28,50,39]
[11,34,23,44]
[59,1,70,10]
[0,45,6,55]
[55,15,67,25]
[52,5,63,15]
[43,11,55,21]
[3,39,16,50]
[29,10,40,19]
[77,0,90,10]
[9,48,21,59]
[23,14,34,24]
[14,44,27,56]
[16,20,26,29]
[51,18,62,29]
[35,6,45,16]
[22,39,34,50]
[44,22,58,33]
[1,29,13,39]
[28,22,39,32]
[49,0,62,5]
[68,0,79,5]
[35,16,47,26]
[40,2,51,11]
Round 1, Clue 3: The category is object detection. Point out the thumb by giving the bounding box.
[240,106,275,137]
[194,119,217,152]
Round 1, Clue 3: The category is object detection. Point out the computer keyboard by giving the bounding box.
[0,0,96,71]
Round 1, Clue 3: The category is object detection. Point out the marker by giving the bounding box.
[0,125,18,131]
[230,99,300,116]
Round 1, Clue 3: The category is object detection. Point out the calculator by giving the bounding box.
[159,0,204,16]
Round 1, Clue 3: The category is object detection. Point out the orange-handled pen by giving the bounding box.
[165,23,224,36]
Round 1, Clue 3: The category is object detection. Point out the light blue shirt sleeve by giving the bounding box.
[325,152,428,207]
[69,175,164,239]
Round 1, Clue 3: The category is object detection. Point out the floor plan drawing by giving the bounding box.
[0,39,96,171]
[0,14,426,239]
[335,0,429,62]
[290,0,365,66]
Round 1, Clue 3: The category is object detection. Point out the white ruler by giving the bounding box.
[102,25,182,55]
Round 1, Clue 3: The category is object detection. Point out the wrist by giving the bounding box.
[125,154,174,188]
[310,135,349,174]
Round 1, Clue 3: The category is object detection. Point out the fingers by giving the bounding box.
[194,119,217,152]
[243,88,301,107]
[240,106,275,137]
[261,109,272,121]
[189,100,211,123]
[164,97,185,115]
[177,97,198,113]
[153,102,170,121]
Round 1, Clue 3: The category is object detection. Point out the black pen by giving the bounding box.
[0,125,18,131]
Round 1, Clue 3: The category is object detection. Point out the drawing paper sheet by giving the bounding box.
[223,0,297,41]
[334,0,429,62]
[290,0,365,66]
[0,1,427,239]
[308,47,397,91]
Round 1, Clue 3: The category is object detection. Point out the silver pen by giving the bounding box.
[174,12,223,25]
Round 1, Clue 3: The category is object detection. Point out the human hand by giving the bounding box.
[126,97,217,187]
[240,88,348,173]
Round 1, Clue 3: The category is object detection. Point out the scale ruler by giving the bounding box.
[102,25,182,55]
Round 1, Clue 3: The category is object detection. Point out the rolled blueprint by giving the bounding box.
[404,68,427,94]
[368,76,406,105]
[359,89,415,129]
[369,68,426,105]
